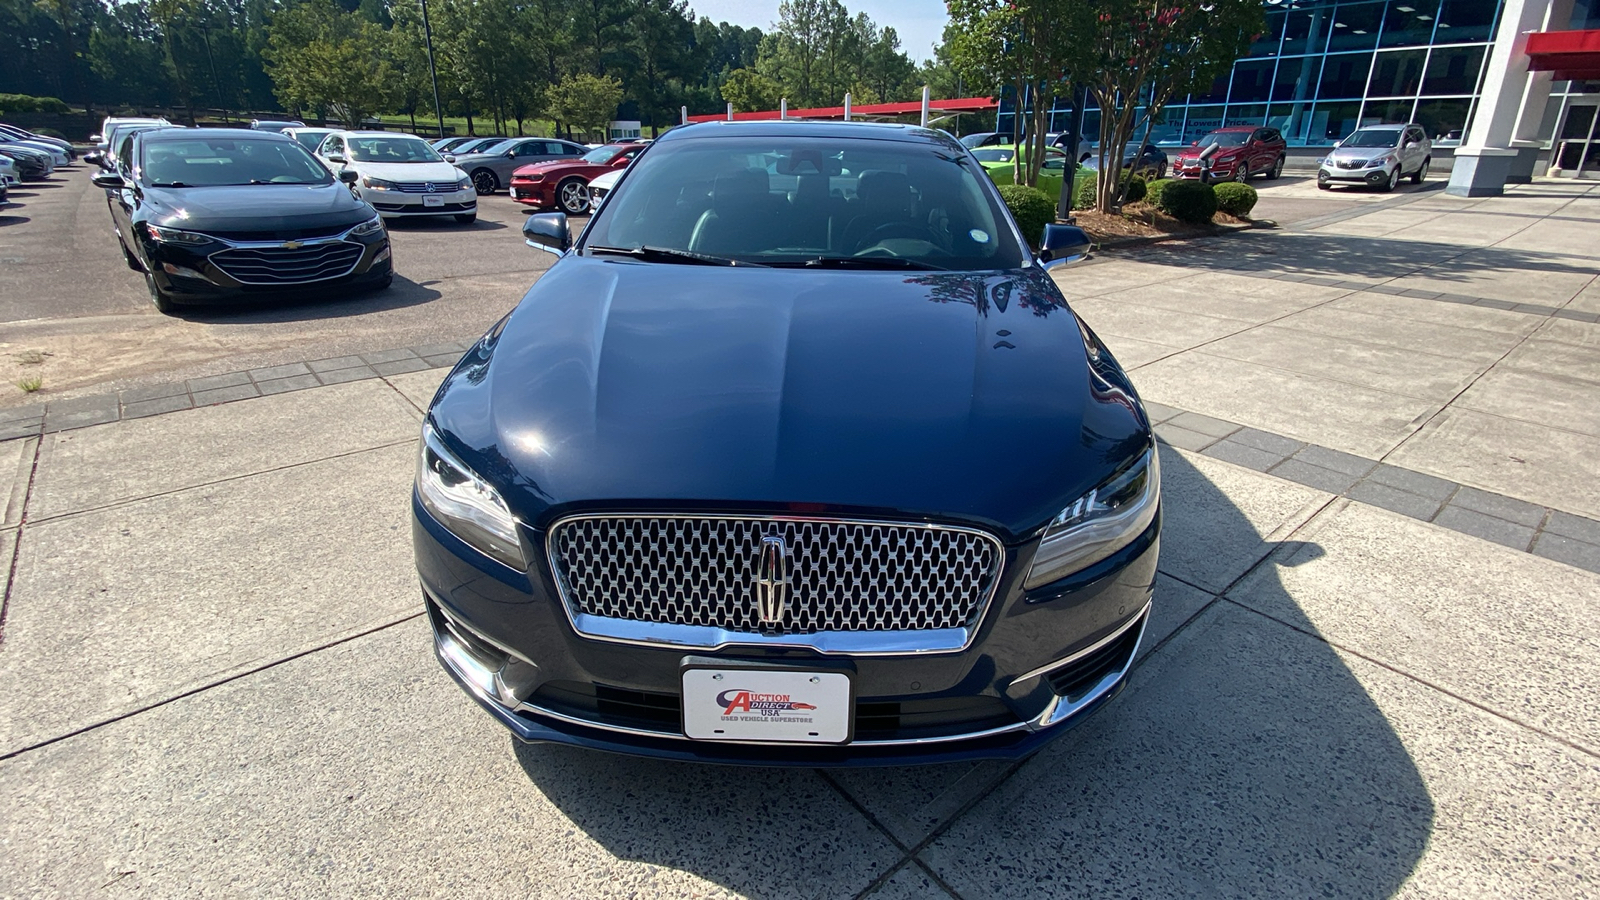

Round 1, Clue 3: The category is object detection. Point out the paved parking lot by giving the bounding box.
[1,170,1598,897]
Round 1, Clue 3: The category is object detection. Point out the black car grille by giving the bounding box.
[209,241,364,285]
[550,516,1003,634]
[1337,159,1367,170]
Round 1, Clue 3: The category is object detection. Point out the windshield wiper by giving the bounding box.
[587,245,767,267]
[149,181,189,187]
[796,256,947,271]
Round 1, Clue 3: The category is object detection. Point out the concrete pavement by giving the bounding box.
[2,180,1598,897]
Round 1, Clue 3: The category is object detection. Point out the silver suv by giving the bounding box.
[1318,123,1432,192]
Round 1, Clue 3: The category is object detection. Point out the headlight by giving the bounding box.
[1024,447,1160,589]
[416,422,526,569]
[519,174,545,183]
[349,214,384,237]
[363,176,397,191]
[456,175,472,190]
[144,224,213,245]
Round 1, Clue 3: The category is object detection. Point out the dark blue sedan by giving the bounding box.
[413,121,1160,765]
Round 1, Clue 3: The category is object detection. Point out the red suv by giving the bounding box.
[509,144,642,214]
[1173,126,1286,183]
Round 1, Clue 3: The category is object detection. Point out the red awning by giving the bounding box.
[1526,29,1600,82]
[685,96,997,124]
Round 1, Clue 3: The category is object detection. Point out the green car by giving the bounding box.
[971,144,1092,200]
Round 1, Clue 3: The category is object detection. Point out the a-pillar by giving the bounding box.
[1448,0,1560,196]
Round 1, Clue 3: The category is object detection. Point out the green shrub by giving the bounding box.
[1073,175,1096,210]
[1157,179,1216,224]
[997,184,1056,248]
[1212,181,1259,218]
[33,127,65,139]
[1120,174,1147,204]
[0,93,69,115]
[1144,178,1174,209]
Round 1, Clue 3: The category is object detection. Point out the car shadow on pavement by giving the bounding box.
[176,274,442,324]
[0,214,30,226]
[509,450,1435,899]
[384,217,507,233]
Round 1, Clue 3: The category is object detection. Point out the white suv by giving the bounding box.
[1318,124,1432,192]
[315,131,477,224]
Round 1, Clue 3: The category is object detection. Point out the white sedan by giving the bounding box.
[314,130,477,224]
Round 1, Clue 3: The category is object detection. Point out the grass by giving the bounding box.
[370,114,565,140]
[15,374,42,393]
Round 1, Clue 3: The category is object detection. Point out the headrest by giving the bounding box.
[855,170,912,206]
[712,168,770,210]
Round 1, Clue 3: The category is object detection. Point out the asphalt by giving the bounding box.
[1,173,1598,898]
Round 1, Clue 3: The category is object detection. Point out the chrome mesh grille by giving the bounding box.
[550,517,1002,634]
[210,241,363,285]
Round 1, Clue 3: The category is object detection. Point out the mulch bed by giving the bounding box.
[1072,204,1253,245]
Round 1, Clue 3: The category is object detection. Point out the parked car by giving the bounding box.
[250,119,306,132]
[104,123,180,177]
[0,153,16,188]
[93,117,170,156]
[0,146,53,179]
[1318,123,1432,192]
[1172,126,1286,182]
[93,128,391,313]
[284,127,336,154]
[584,166,622,208]
[0,134,69,167]
[314,130,477,224]
[1083,142,1169,180]
[959,131,1010,149]
[0,123,74,160]
[431,137,475,153]
[971,143,1083,202]
[1045,133,1095,162]
[452,136,588,194]
[448,137,505,156]
[508,143,643,213]
[415,121,1147,766]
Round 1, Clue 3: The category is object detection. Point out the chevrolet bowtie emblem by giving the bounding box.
[756,535,789,625]
[280,240,303,250]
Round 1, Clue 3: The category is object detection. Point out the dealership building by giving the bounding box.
[997,0,1600,192]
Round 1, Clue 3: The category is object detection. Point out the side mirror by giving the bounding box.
[444,154,457,163]
[83,150,103,166]
[327,153,345,163]
[1332,140,1342,149]
[91,171,126,190]
[1038,223,1092,270]
[90,133,103,143]
[523,212,571,256]
[504,150,517,159]
[338,168,359,185]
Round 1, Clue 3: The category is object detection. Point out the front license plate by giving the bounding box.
[682,668,852,743]
[422,194,445,207]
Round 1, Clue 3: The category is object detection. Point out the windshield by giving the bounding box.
[971,148,1015,163]
[290,131,329,152]
[958,133,998,149]
[141,136,334,187]
[1341,129,1403,148]
[455,138,499,154]
[582,135,1025,271]
[463,139,513,155]
[346,137,443,163]
[582,146,626,164]
[1197,132,1249,148]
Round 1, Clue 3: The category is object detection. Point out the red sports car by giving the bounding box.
[509,144,643,214]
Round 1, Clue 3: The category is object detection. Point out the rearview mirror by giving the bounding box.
[91,172,126,190]
[338,168,359,185]
[1038,223,1092,269]
[523,212,571,256]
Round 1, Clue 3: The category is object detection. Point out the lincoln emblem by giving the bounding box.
[756,535,789,625]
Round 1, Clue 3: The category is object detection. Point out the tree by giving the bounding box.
[719,68,780,112]
[546,71,622,141]
[264,0,392,125]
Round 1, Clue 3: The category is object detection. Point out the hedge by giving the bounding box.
[1121,174,1147,204]
[0,93,70,115]
[1075,173,1146,209]
[997,184,1055,248]
[1212,181,1259,218]
[1144,178,1174,209]
[1157,179,1216,224]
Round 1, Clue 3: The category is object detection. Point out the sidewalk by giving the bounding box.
[1,181,1597,898]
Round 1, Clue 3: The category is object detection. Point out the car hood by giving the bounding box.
[346,160,463,182]
[514,159,589,177]
[1327,147,1394,161]
[141,182,374,232]
[450,152,506,166]
[429,258,1150,541]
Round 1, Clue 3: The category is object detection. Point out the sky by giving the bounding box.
[685,1,949,63]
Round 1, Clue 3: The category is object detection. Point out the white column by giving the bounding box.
[681,106,688,126]
[1448,0,1557,195]
[780,98,787,120]
[727,102,734,122]
[843,93,852,122]
[920,86,931,127]
[1507,0,1576,181]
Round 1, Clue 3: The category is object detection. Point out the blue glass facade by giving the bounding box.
[995,0,1599,148]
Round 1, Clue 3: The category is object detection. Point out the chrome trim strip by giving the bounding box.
[1031,604,1149,729]
[1010,598,1153,686]
[542,512,1007,656]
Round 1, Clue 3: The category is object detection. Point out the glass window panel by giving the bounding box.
[1434,0,1496,42]
[1380,0,1441,47]
[1310,101,1365,141]
[1180,105,1225,143]
[1327,1,1384,51]
[1366,98,1417,124]
[1422,45,1485,95]
[1274,54,1324,104]
[1224,104,1268,127]
[1318,52,1375,99]
[1282,6,1334,55]
[1414,98,1472,142]
[1369,48,1427,96]
[1248,11,1287,57]
[1190,73,1231,104]
[1231,60,1276,103]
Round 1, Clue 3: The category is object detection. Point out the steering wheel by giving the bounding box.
[854,221,945,255]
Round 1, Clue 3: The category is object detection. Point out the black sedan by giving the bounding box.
[93,128,391,313]
[414,121,1159,765]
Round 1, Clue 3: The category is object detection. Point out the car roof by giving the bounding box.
[1210,126,1259,133]
[655,120,951,146]
[141,127,291,144]
[332,130,427,138]
[1355,123,1407,131]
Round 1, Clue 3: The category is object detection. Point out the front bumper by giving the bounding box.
[509,182,555,206]
[142,226,392,302]
[358,186,477,217]
[415,496,1160,765]
[1318,162,1394,185]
